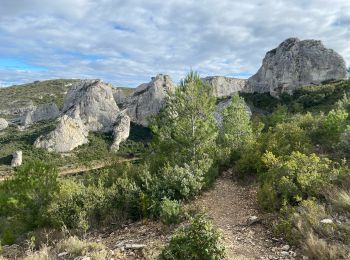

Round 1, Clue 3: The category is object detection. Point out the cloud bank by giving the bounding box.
[0,0,349,87]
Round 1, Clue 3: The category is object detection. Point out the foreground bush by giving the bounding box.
[158,214,225,260]
[0,161,59,244]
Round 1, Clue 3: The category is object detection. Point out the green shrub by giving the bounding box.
[158,214,225,260]
[159,198,182,225]
[261,152,340,207]
[0,161,59,243]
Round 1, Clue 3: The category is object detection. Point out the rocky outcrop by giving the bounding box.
[62,79,119,132]
[246,38,347,96]
[21,103,60,126]
[34,115,88,153]
[110,111,130,152]
[124,74,175,126]
[11,151,22,167]
[34,80,121,153]
[202,76,247,98]
[0,118,8,131]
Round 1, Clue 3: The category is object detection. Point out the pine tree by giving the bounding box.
[150,71,218,167]
[221,95,252,151]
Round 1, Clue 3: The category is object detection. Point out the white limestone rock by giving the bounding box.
[246,38,347,97]
[34,80,119,153]
[21,103,60,126]
[110,111,130,152]
[34,115,88,153]
[0,118,9,131]
[202,76,247,98]
[124,74,175,126]
[62,79,119,132]
[11,151,22,167]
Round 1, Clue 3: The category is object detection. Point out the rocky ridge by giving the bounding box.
[246,38,347,96]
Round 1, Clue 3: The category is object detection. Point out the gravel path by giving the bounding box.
[195,171,300,260]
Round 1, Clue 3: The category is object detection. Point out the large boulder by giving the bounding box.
[124,74,175,126]
[202,76,247,98]
[246,38,347,96]
[21,103,60,126]
[34,115,88,153]
[11,151,22,167]
[34,80,120,153]
[110,111,131,152]
[62,79,119,132]
[0,118,8,131]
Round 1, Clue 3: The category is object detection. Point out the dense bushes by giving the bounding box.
[158,214,225,260]
[0,161,59,244]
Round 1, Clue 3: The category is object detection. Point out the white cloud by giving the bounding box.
[0,0,349,87]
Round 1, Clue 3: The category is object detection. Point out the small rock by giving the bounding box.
[0,118,9,131]
[247,215,259,225]
[281,245,290,251]
[58,252,68,257]
[124,244,146,250]
[320,218,333,224]
[11,151,22,167]
[281,251,289,256]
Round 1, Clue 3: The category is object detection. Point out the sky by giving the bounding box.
[0,0,349,87]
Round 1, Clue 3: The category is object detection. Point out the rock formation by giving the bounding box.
[113,89,133,106]
[62,79,119,132]
[124,74,175,126]
[202,76,247,98]
[21,103,60,126]
[34,80,122,153]
[246,38,347,96]
[110,111,130,152]
[11,151,22,167]
[0,118,8,131]
[34,115,89,153]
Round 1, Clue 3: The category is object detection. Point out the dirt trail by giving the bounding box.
[194,171,299,260]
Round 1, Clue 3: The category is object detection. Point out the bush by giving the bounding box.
[159,198,182,225]
[0,161,59,244]
[158,214,225,260]
[261,152,340,207]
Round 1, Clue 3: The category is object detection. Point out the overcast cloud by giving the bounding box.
[0,0,349,87]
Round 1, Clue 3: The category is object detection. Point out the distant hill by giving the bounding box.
[0,79,134,119]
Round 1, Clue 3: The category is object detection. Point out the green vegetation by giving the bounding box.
[1,75,350,259]
[158,214,225,260]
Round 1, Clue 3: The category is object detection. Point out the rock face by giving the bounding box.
[35,80,121,153]
[202,76,247,98]
[110,111,130,152]
[62,79,119,132]
[34,115,89,153]
[0,118,9,131]
[246,38,347,96]
[11,151,22,167]
[21,103,60,126]
[124,74,175,126]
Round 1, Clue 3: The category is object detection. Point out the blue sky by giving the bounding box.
[0,0,349,87]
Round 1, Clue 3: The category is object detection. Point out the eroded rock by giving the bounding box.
[21,103,60,126]
[246,38,347,96]
[110,111,130,152]
[124,74,175,126]
[11,151,22,167]
[34,80,129,153]
[202,76,247,98]
[34,115,88,153]
[0,118,9,131]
